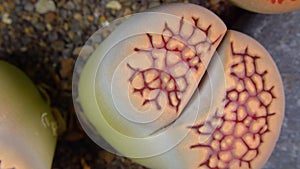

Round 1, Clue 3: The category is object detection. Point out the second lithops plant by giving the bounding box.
[229,0,300,13]
[0,61,57,169]
[73,3,285,169]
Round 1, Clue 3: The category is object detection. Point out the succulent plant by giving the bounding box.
[0,61,57,169]
[74,3,285,169]
[229,0,300,13]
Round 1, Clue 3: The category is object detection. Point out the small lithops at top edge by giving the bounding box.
[230,0,300,14]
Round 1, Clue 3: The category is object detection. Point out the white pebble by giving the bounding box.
[106,1,122,10]
[2,13,12,24]
[35,0,56,14]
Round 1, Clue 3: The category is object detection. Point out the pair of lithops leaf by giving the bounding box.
[230,0,300,13]
[75,3,284,169]
[0,61,57,169]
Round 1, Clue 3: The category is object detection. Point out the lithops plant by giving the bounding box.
[73,3,284,169]
[0,61,57,169]
[229,0,300,13]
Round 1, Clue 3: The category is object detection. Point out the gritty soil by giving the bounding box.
[0,0,245,168]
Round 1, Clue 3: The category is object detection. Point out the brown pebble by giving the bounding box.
[52,40,65,51]
[72,47,82,56]
[24,27,32,34]
[67,31,75,40]
[60,57,74,78]
[74,13,82,20]
[80,158,91,169]
[98,151,115,164]
[87,15,94,22]
[45,12,56,23]
[100,15,107,23]
[123,8,132,15]
[63,23,69,31]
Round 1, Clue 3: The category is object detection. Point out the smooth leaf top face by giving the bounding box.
[186,30,284,169]
[230,0,300,13]
[91,3,226,138]
[75,3,285,169]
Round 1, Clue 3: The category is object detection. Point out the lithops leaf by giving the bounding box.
[230,0,300,13]
[75,3,285,169]
[186,30,284,169]
[133,30,284,169]
[78,3,226,140]
[0,61,57,169]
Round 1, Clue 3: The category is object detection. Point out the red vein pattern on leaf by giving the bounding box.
[268,0,296,4]
[127,16,222,113]
[189,42,276,169]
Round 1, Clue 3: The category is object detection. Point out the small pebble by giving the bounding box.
[45,12,56,23]
[73,13,82,20]
[34,22,46,31]
[100,15,109,26]
[87,15,94,22]
[63,23,69,31]
[52,40,65,51]
[2,13,12,24]
[24,27,32,34]
[93,7,102,18]
[67,31,75,40]
[35,0,56,14]
[106,1,122,10]
[64,1,75,10]
[24,2,34,12]
[20,47,28,52]
[123,8,132,15]
[73,47,82,56]
[98,151,115,164]
[60,58,74,78]
[48,31,58,42]
[46,23,53,31]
